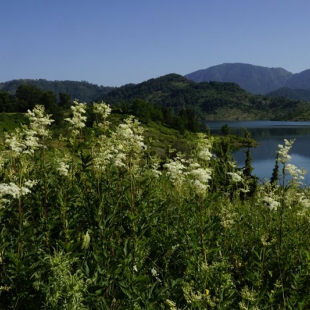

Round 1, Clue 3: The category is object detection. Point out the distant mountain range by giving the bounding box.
[2,63,310,102]
[0,79,114,103]
[185,63,310,98]
[2,72,310,121]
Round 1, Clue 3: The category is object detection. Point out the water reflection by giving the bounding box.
[207,121,310,183]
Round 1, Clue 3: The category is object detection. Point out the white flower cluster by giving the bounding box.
[227,171,243,183]
[227,170,249,193]
[164,156,187,191]
[188,163,212,197]
[278,139,294,164]
[5,127,39,156]
[195,133,213,162]
[93,101,111,119]
[65,100,87,137]
[27,105,54,137]
[54,153,71,177]
[93,101,111,131]
[111,116,146,170]
[286,163,307,186]
[0,180,37,207]
[5,106,54,157]
[164,135,213,196]
[261,195,280,211]
[92,135,114,176]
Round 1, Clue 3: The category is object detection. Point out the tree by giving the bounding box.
[221,124,230,136]
[59,92,71,108]
[270,153,279,185]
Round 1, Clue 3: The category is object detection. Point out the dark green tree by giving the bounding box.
[243,148,254,178]
[59,92,71,108]
[221,124,230,136]
[270,153,280,185]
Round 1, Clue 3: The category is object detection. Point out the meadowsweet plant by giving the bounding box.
[26,105,54,138]
[111,115,146,172]
[65,100,87,142]
[92,101,111,132]
[3,102,310,309]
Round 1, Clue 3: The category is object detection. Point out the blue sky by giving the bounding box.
[1,0,310,86]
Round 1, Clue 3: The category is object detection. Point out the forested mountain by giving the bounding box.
[185,63,293,94]
[284,69,310,89]
[100,73,310,121]
[267,87,310,101]
[0,79,114,103]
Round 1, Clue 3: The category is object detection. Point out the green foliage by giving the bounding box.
[1,104,310,309]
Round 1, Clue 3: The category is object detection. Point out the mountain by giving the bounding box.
[267,87,310,101]
[0,79,115,102]
[284,69,310,89]
[185,63,293,94]
[100,73,310,121]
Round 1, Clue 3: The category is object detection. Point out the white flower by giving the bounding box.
[286,163,306,186]
[27,105,54,137]
[277,139,294,164]
[65,100,87,137]
[227,171,243,183]
[262,195,280,211]
[195,133,213,162]
[93,101,111,119]
[164,157,187,188]
[0,179,37,207]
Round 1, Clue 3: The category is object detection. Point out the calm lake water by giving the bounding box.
[207,121,310,184]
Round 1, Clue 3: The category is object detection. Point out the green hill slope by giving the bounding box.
[101,73,310,121]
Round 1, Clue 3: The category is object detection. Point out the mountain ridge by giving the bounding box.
[185,63,294,94]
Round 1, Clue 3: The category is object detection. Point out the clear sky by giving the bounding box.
[1,0,310,86]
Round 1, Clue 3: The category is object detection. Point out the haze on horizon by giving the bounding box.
[1,0,310,87]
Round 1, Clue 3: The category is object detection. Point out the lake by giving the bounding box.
[207,120,310,184]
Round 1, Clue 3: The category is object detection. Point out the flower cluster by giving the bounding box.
[0,180,37,207]
[65,100,87,137]
[111,116,146,171]
[93,101,111,131]
[164,135,213,196]
[27,105,54,137]
[277,139,294,165]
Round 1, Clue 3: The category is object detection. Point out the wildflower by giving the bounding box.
[195,133,213,162]
[227,171,243,183]
[5,128,27,157]
[93,101,111,131]
[93,101,111,119]
[0,180,37,207]
[65,100,87,137]
[110,116,146,171]
[262,195,280,211]
[205,289,210,296]
[26,105,54,137]
[164,156,187,190]
[286,163,306,186]
[277,139,294,164]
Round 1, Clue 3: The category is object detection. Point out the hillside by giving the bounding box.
[101,73,310,121]
[267,87,310,101]
[284,69,310,89]
[185,63,293,94]
[0,79,115,102]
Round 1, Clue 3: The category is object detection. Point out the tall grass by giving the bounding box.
[1,102,310,309]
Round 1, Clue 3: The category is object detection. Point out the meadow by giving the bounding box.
[0,101,310,309]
